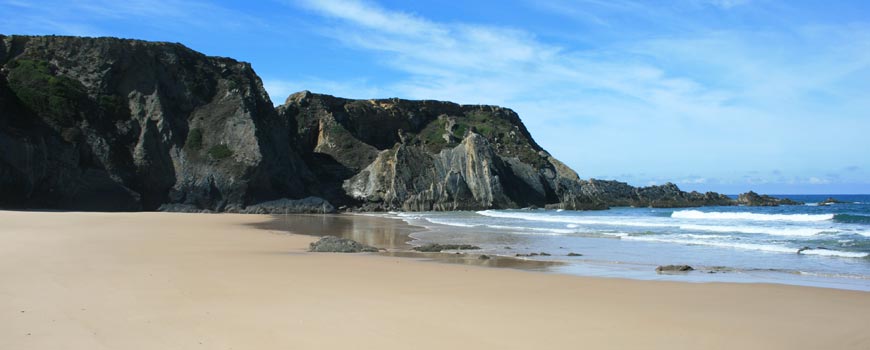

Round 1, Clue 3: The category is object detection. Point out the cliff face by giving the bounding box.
[279,91,734,211]
[0,35,734,212]
[279,91,585,211]
[0,35,314,211]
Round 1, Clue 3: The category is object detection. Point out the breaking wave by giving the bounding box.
[671,210,833,222]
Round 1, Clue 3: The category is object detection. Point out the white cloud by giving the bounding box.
[0,0,266,36]
[706,0,751,9]
[291,0,870,189]
[808,177,831,185]
[680,178,708,184]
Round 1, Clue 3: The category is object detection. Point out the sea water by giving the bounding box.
[386,195,870,291]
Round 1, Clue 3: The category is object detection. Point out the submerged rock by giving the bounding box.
[309,236,378,253]
[656,265,694,273]
[567,252,583,257]
[412,243,481,252]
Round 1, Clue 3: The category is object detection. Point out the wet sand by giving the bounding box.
[253,213,420,250]
[255,213,561,270]
[2,210,869,350]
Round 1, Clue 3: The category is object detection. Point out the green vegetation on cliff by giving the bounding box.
[414,109,545,168]
[5,59,88,126]
[186,128,204,150]
[207,144,233,160]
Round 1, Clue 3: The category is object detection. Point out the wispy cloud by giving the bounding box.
[3,0,867,193]
[0,0,266,37]
[290,0,870,193]
[705,0,752,9]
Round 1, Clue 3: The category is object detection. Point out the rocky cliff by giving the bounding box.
[0,35,315,211]
[278,91,735,211]
[1,35,738,212]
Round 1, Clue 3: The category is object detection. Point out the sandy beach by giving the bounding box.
[1,211,868,350]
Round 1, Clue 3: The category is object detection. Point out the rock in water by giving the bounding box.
[412,243,481,252]
[818,197,845,206]
[656,265,694,272]
[737,191,804,206]
[309,236,378,253]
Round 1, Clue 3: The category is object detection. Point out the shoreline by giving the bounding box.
[371,210,870,292]
[2,210,869,349]
[254,212,563,271]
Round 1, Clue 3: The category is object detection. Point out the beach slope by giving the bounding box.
[1,211,867,349]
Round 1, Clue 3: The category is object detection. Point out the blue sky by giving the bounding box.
[2,0,868,194]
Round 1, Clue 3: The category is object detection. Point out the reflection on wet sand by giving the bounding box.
[254,213,561,271]
[384,251,559,270]
[255,214,418,249]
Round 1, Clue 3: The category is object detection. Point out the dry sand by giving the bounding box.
[1,211,868,350]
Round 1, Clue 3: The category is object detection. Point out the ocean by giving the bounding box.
[387,195,870,291]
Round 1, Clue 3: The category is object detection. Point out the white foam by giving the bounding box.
[800,249,869,258]
[423,218,479,228]
[476,210,674,228]
[623,235,868,258]
[679,224,830,237]
[566,224,579,228]
[671,210,833,222]
[623,235,797,253]
[484,224,571,235]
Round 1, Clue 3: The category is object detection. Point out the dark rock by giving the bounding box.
[157,203,214,213]
[412,243,481,252]
[818,197,845,206]
[309,236,378,253]
[478,254,491,260]
[567,252,583,256]
[737,191,804,206]
[539,252,551,256]
[232,197,336,214]
[656,265,694,272]
[0,35,781,213]
[0,35,315,212]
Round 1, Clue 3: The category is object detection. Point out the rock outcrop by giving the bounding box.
[737,191,804,206]
[0,35,316,211]
[1,35,745,212]
[818,197,845,206]
[656,265,694,272]
[412,243,482,252]
[230,197,336,214]
[280,91,735,211]
[309,236,378,253]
